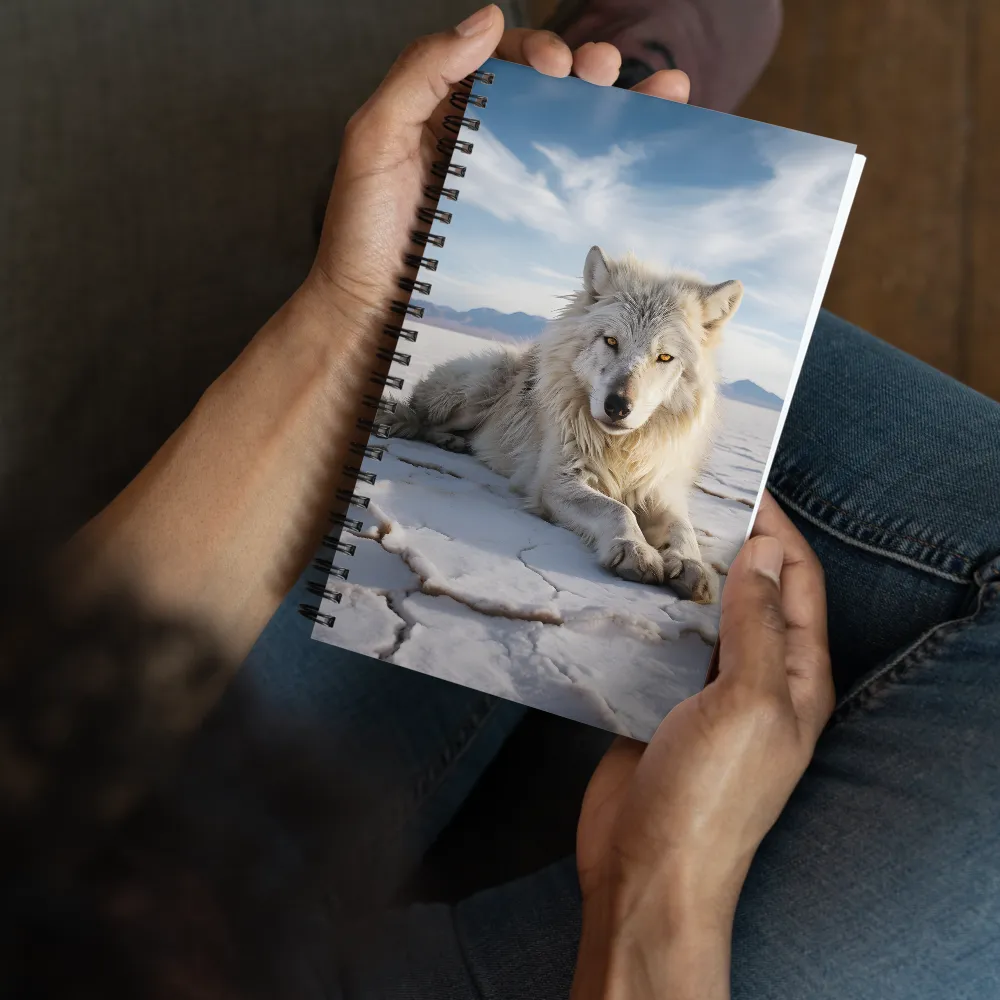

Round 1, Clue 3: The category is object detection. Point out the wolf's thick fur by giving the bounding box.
[387,247,743,604]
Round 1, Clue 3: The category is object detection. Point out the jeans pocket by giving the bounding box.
[831,576,1000,726]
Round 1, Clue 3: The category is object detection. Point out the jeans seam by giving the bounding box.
[406,694,506,823]
[771,469,973,561]
[769,477,972,584]
[830,580,1000,725]
[450,902,488,1000]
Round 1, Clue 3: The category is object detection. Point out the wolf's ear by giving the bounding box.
[582,246,613,301]
[699,280,743,334]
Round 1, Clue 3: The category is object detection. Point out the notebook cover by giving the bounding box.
[307,57,861,741]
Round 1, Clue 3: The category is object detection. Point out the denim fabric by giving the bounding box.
[769,316,1000,698]
[729,583,1000,999]
[240,576,526,876]
[240,309,1000,998]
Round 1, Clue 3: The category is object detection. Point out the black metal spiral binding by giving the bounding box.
[410,231,446,249]
[404,252,439,271]
[398,276,432,296]
[431,161,466,180]
[361,394,398,413]
[370,372,405,390]
[375,347,411,366]
[383,322,419,342]
[416,206,453,225]
[299,67,492,629]
[349,442,385,461]
[391,299,424,318]
[422,184,459,203]
[437,136,474,156]
[443,115,481,134]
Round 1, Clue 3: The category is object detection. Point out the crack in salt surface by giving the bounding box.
[380,591,415,661]
[370,496,564,626]
[514,546,566,594]
[374,477,720,652]
[695,482,754,508]
[516,541,725,641]
[393,454,464,479]
[389,454,514,505]
[375,445,724,680]
[488,630,625,731]
[344,585,410,660]
[513,545,628,610]
[514,543,707,642]
[538,651,623,728]
[379,532,564,626]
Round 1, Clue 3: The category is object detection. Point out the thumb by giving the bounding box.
[718,534,788,692]
[345,5,503,164]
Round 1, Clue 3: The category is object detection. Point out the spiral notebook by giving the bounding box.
[302,57,864,742]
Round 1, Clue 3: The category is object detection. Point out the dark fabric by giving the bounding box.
[0,0,490,539]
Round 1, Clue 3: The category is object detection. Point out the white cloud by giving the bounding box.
[531,264,582,284]
[452,127,846,332]
[742,284,812,323]
[454,129,575,240]
[717,322,798,397]
[434,125,850,394]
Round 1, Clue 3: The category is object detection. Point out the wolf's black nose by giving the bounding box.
[604,393,632,420]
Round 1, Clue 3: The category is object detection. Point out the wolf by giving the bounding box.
[386,246,743,604]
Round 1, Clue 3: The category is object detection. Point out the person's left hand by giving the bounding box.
[570,492,834,998]
[298,4,690,337]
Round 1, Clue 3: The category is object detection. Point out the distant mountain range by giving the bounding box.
[411,299,547,341]
[412,300,784,410]
[719,380,784,411]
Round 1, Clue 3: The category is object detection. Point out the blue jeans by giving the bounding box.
[239,310,1000,998]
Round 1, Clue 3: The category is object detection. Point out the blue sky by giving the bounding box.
[430,57,856,396]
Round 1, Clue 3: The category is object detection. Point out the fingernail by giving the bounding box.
[749,536,783,589]
[456,4,494,37]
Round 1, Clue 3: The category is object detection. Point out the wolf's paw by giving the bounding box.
[657,545,684,580]
[424,430,471,453]
[668,559,719,605]
[602,538,665,585]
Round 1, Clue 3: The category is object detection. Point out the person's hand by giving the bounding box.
[572,492,834,999]
[298,3,690,337]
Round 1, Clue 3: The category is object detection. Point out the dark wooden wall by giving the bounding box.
[529,0,1000,399]
[740,0,999,400]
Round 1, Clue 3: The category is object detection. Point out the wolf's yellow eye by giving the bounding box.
[657,353,674,363]
[605,337,618,348]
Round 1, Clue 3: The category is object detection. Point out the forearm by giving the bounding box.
[572,882,733,1000]
[72,282,378,664]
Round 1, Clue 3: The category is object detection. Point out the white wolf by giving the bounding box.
[386,246,743,604]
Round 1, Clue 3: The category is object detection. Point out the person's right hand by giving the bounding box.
[572,492,834,999]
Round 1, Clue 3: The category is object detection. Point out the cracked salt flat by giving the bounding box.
[312,325,780,741]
